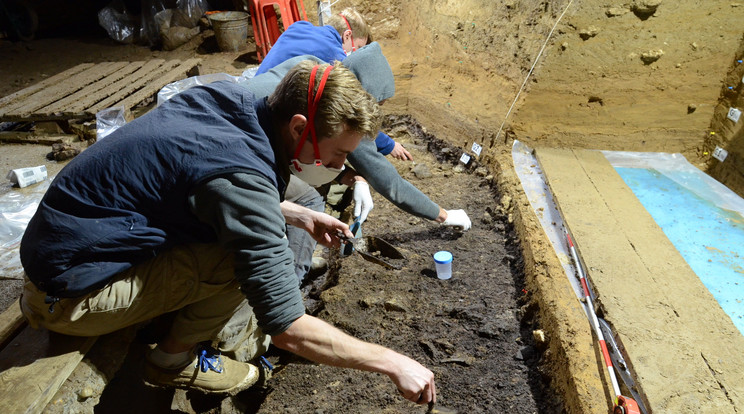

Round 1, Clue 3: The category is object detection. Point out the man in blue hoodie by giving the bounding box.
[257,8,370,75]
[19,61,437,404]
[256,8,410,161]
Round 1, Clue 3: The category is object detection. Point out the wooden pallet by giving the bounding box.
[0,58,201,123]
[0,299,98,414]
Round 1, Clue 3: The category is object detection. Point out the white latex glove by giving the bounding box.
[442,209,471,231]
[353,181,374,224]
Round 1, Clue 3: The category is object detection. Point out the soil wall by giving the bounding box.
[509,1,744,159]
[705,40,744,198]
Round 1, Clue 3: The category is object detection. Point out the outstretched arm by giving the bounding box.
[272,314,436,405]
[348,140,441,220]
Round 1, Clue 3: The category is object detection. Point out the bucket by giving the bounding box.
[208,11,249,52]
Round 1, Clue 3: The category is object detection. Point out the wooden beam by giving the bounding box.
[113,58,202,114]
[0,327,96,414]
[0,131,76,145]
[0,63,95,111]
[82,59,177,114]
[0,299,25,349]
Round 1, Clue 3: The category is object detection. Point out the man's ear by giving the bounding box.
[288,114,307,143]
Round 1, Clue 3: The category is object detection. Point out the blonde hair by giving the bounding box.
[325,8,371,43]
[268,60,381,140]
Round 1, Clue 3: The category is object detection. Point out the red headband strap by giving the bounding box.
[339,13,355,52]
[292,64,335,164]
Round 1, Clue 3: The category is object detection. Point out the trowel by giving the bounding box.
[426,401,457,414]
[337,221,407,270]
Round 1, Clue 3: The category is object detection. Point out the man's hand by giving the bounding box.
[442,209,472,231]
[281,201,353,248]
[272,315,436,405]
[353,181,374,224]
[389,142,413,161]
[388,352,437,404]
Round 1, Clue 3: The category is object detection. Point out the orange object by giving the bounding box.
[290,0,308,21]
[613,396,641,414]
[249,0,308,62]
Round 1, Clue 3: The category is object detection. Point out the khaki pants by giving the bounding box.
[21,243,268,357]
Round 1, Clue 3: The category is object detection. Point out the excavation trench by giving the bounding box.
[5,1,743,412]
[40,114,561,414]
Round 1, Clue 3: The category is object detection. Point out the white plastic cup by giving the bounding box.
[433,251,453,280]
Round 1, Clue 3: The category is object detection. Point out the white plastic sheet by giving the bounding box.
[0,178,51,280]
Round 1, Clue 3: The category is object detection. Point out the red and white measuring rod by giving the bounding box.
[566,231,622,399]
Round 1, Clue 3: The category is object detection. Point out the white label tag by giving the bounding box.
[712,146,728,162]
[471,142,482,157]
[6,165,47,188]
[727,107,741,123]
[459,153,471,164]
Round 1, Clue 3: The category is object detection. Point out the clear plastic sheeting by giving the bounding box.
[511,140,583,300]
[156,66,259,106]
[157,73,242,106]
[0,178,51,280]
[96,106,127,140]
[602,151,744,217]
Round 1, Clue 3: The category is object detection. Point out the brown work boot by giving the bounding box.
[144,345,259,395]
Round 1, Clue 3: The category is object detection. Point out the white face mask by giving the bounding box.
[290,161,344,187]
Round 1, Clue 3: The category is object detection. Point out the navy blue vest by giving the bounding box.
[20,81,286,298]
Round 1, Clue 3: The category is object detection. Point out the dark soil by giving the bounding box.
[249,115,560,413]
[47,115,559,414]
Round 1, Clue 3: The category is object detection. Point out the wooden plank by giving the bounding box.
[112,58,202,114]
[0,299,25,349]
[7,62,131,117]
[42,61,147,115]
[0,63,95,111]
[0,113,83,123]
[81,59,179,114]
[0,131,76,145]
[535,148,744,413]
[0,327,96,414]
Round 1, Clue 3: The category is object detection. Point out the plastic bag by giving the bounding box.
[156,66,265,105]
[98,0,141,44]
[98,0,209,47]
[96,106,128,140]
[0,178,51,281]
[141,0,209,47]
[155,8,202,50]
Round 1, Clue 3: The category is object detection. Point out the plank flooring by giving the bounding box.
[0,59,201,122]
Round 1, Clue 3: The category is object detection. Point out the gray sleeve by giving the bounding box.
[237,55,324,100]
[347,140,441,220]
[188,172,305,336]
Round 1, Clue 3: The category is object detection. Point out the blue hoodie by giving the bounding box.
[256,21,347,75]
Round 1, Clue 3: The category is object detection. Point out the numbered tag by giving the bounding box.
[459,153,471,164]
[471,142,483,157]
[727,107,741,123]
[712,146,728,162]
